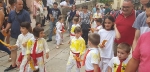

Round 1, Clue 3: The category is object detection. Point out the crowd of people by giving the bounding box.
[0,0,150,72]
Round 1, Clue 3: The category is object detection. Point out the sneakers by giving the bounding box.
[4,65,17,71]
[47,39,52,42]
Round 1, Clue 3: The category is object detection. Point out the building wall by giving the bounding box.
[112,0,123,10]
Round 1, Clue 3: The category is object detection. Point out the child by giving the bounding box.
[36,22,42,27]
[82,33,101,72]
[92,8,102,29]
[11,22,33,72]
[66,27,86,72]
[93,18,103,33]
[70,17,80,40]
[98,15,121,72]
[55,16,64,48]
[108,43,131,72]
[26,27,49,72]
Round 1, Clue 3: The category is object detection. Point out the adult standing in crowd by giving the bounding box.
[46,0,53,20]
[104,4,111,15]
[92,4,98,14]
[79,6,92,45]
[47,2,61,42]
[132,0,150,51]
[100,5,105,18]
[68,5,77,36]
[33,0,45,27]
[0,0,11,62]
[125,3,150,72]
[42,0,47,7]
[3,0,31,71]
[4,0,16,46]
[114,0,136,56]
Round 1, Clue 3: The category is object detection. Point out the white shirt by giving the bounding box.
[26,37,49,54]
[85,48,100,71]
[108,57,130,72]
[93,12,102,18]
[15,32,34,55]
[94,25,102,33]
[60,1,68,7]
[98,29,115,58]
[56,21,63,33]
[47,0,53,7]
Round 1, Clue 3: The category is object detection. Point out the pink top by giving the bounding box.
[133,32,150,72]
[33,1,41,15]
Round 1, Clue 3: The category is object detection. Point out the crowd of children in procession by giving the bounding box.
[1,0,150,72]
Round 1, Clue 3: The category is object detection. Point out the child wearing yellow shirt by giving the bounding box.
[70,17,80,40]
[66,27,86,72]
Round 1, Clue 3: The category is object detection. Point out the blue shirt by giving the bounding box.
[8,9,31,39]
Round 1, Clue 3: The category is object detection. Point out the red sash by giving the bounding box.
[31,51,43,65]
[71,51,81,68]
[85,67,101,72]
[70,33,75,36]
[18,52,24,62]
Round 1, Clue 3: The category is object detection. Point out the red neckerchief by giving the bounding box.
[116,59,126,72]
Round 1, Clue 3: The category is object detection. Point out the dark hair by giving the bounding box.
[145,1,150,8]
[117,43,131,53]
[124,0,134,4]
[102,15,115,30]
[53,2,58,5]
[9,0,15,5]
[71,4,76,9]
[82,5,88,9]
[33,27,44,37]
[105,4,109,6]
[88,33,100,46]
[96,18,102,23]
[20,22,32,33]
[96,8,100,11]
[0,0,3,3]
[36,22,41,26]
[74,26,82,33]
[58,16,63,21]
[73,17,79,22]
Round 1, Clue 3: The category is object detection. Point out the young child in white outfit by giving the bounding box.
[98,15,121,72]
[94,18,103,33]
[108,43,131,72]
[55,16,64,48]
[82,33,101,72]
[26,27,49,72]
[11,22,33,72]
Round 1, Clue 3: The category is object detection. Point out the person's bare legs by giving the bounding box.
[11,49,17,67]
